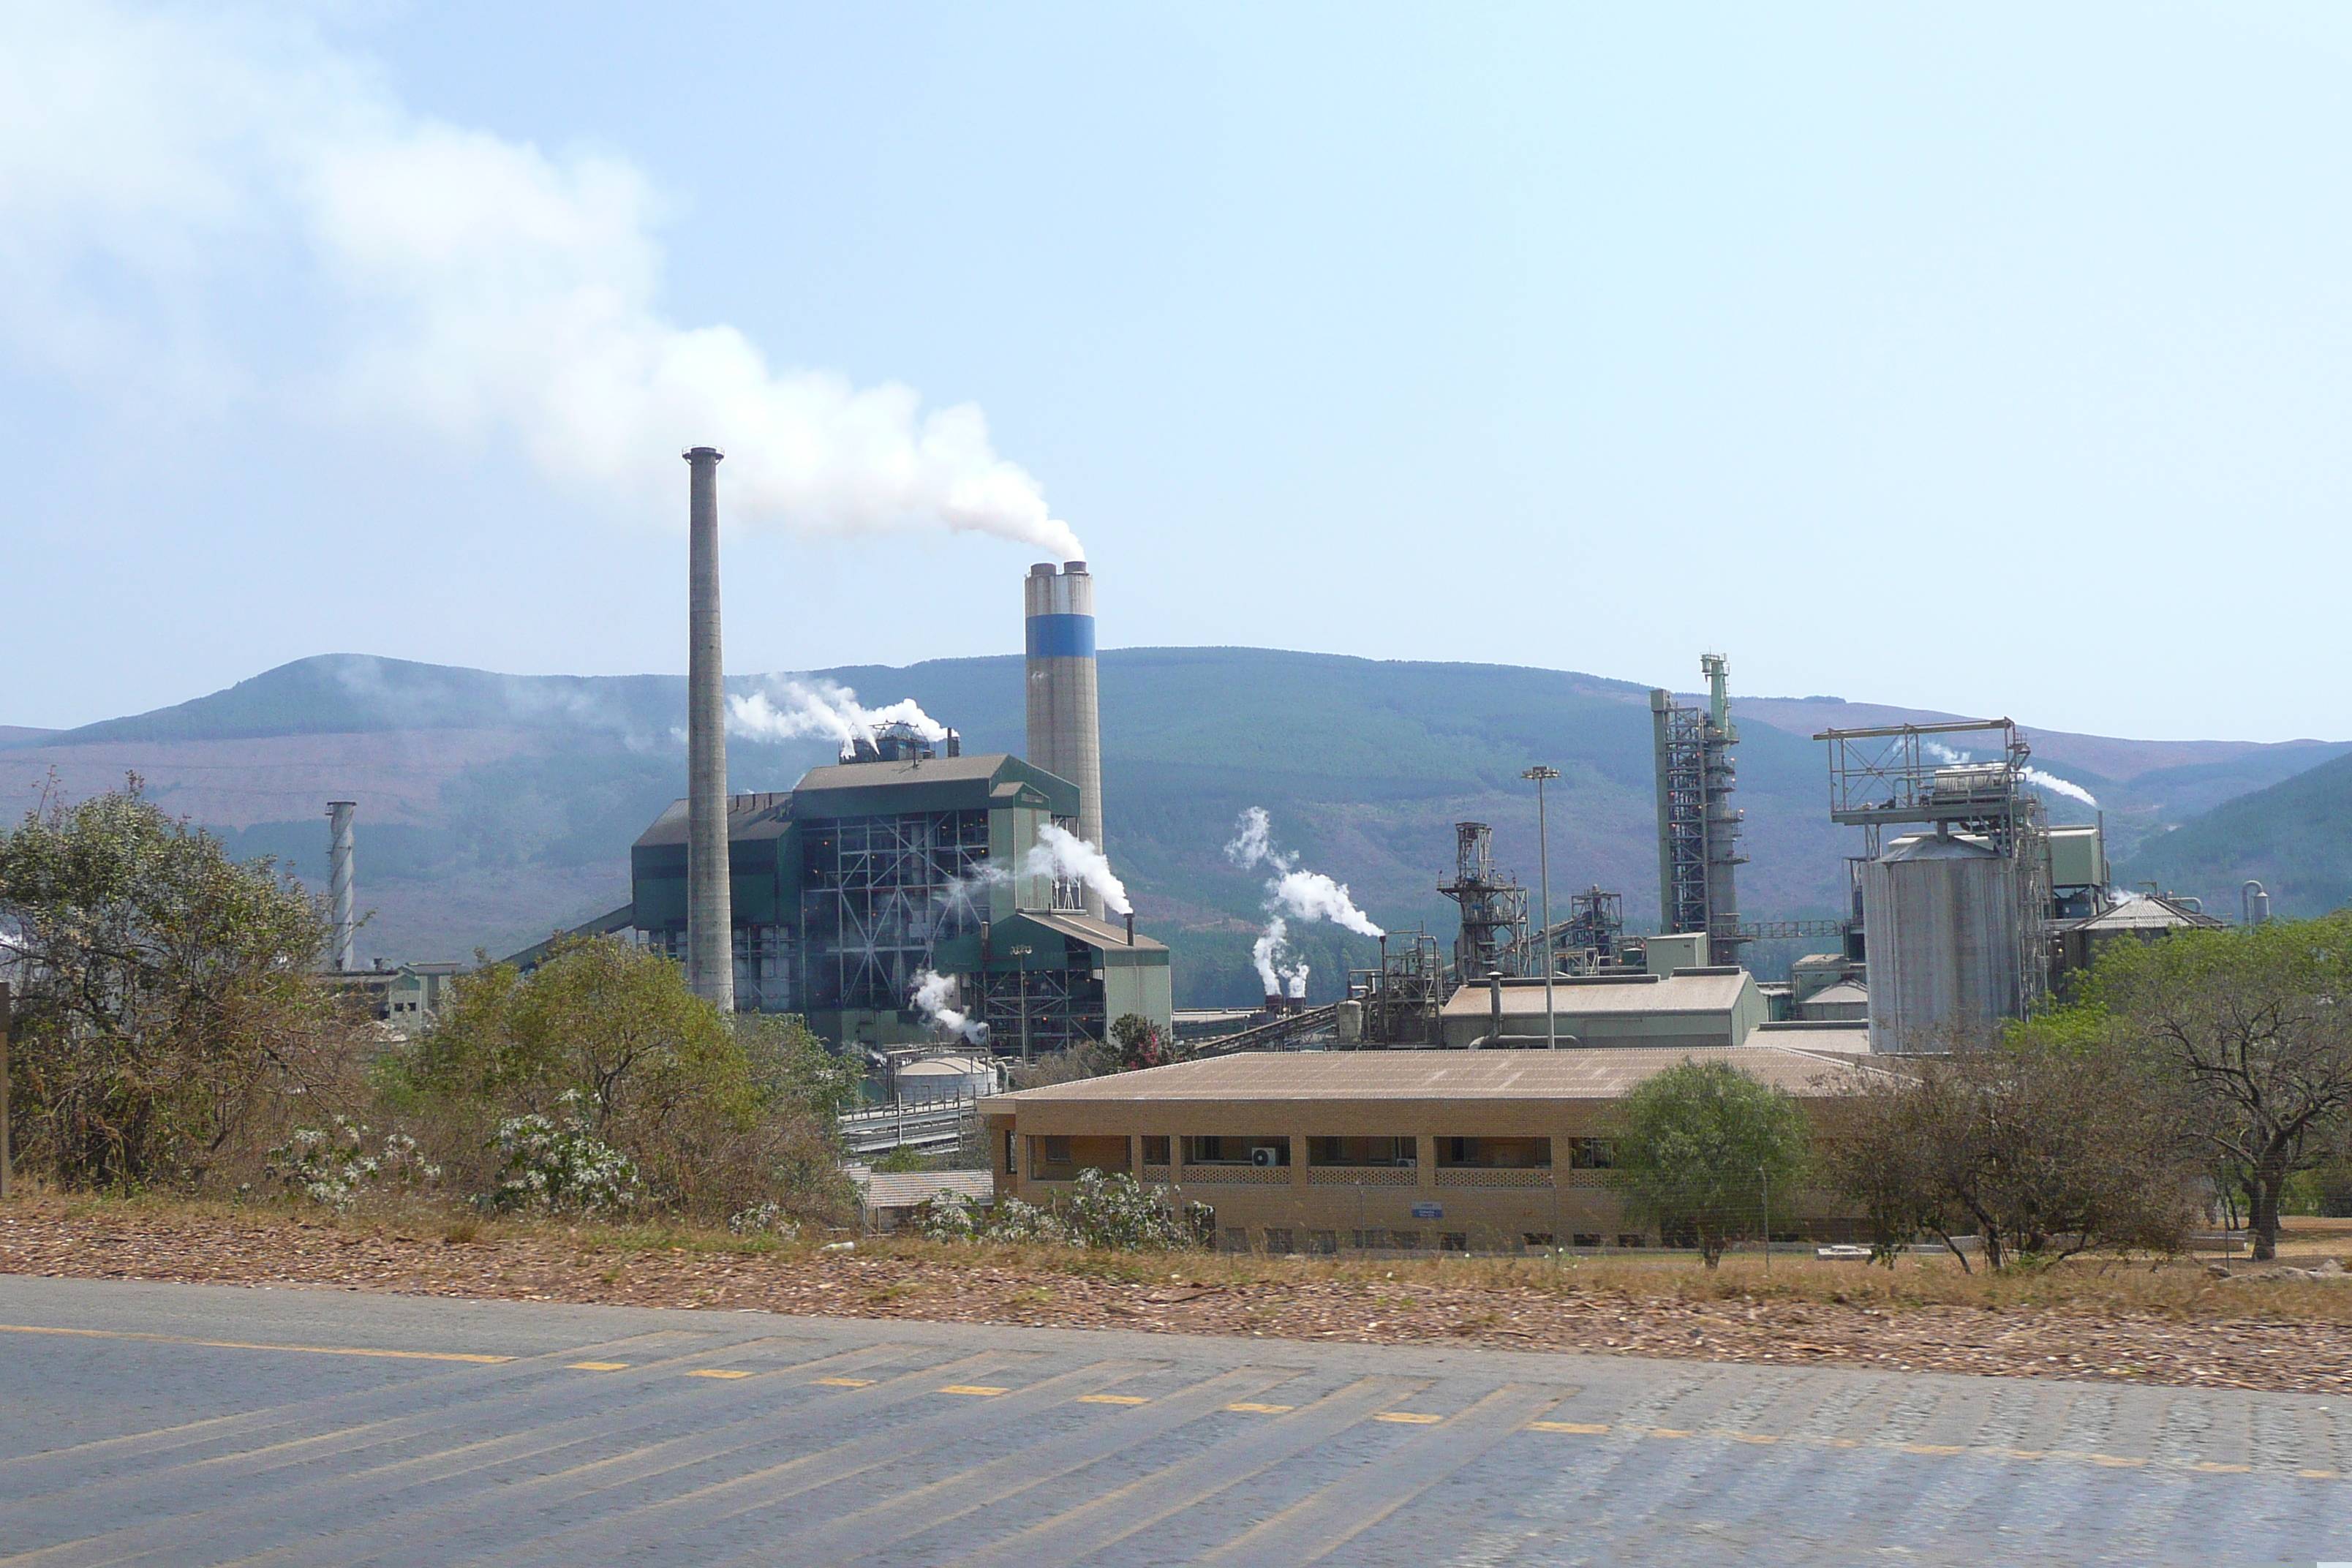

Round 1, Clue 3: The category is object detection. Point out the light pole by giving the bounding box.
[1010,944,1034,1063]
[1523,766,1560,1048]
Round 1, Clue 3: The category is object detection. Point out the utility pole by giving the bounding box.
[1760,1163,1771,1277]
[1523,766,1560,1048]
[1010,944,1034,1063]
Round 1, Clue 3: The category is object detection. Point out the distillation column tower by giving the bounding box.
[1651,652,1746,966]
[1025,561,1105,916]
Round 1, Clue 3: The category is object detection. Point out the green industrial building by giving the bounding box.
[629,739,1172,1055]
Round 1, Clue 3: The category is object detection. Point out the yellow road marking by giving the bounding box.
[939,1385,1009,1396]
[813,1377,875,1388]
[0,1322,510,1364]
[1375,1412,1445,1425]
[1076,1394,1150,1405]
[690,1369,754,1380]
[1224,1402,1294,1414]
[567,1362,630,1371]
[1509,1421,2328,1482]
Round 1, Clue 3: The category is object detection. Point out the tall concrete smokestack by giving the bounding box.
[325,801,356,971]
[1025,560,1104,916]
[684,446,734,1011]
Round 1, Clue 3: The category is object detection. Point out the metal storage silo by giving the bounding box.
[1861,825,2021,1054]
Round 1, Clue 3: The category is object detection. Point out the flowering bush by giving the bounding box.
[488,1096,639,1213]
[267,1116,440,1210]
[913,1169,1202,1251]
[727,1202,802,1239]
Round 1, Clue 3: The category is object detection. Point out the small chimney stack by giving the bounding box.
[1125,911,1135,946]
[683,446,734,1012]
[325,802,357,970]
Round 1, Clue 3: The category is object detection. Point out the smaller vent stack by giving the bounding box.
[685,445,735,1012]
[326,801,357,970]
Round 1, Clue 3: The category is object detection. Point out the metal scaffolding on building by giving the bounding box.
[799,808,993,1013]
[1651,654,1747,966]
[1438,822,1529,981]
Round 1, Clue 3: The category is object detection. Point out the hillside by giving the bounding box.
[2,651,2338,1006]
[2117,749,2352,919]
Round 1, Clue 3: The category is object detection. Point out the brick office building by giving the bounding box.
[980,1047,1875,1254]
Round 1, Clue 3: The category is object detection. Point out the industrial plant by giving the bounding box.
[311,456,2227,1075]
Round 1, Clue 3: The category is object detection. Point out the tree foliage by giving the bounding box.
[393,935,856,1219]
[1819,1027,2200,1270]
[2080,914,2352,1260]
[1609,1059,1809,1267]
[1110,1013,1179,1071]
[0,781,342,1188]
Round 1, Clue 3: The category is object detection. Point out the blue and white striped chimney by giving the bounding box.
[1025,560,1104,912]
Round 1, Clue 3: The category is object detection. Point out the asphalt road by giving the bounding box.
[0,1275,2345,1567]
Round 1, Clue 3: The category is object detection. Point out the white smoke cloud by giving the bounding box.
[2021,766,2098,809]
[910,969,988,1047]
[1249,916,1309,998]
[727,676,948,748]
[1267,868,1384,938]
[1224,807,1292,874]
[0,4,1081,558]
[1921,743,2098,809]
[1225,806,1383,939]
[1025,823,1132,917]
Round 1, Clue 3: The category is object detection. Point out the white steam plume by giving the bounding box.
[910,970,988,1047]
[1251,917,1311,997]
[1922,742,2098,809]
[0,4,1080,558]
[1025,823,1132,917]
[727,676,948,748]
[1267,868,1384,938]
[1224,807,1291,874]
[2022,767,2098,809]
[1225,806,1383,938]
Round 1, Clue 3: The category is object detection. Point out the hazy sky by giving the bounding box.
[3,3,2346,739]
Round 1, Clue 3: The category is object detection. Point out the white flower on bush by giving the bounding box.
[913,1169,1201,1251]
[489,1096,639,1213]
[267,1115,440,1210]
[727,1202,801,1239]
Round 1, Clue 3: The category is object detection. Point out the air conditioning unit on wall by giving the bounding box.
[1251,1147,1280,1168]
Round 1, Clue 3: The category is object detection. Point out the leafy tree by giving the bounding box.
[1110,1013,1179,1071]
[399,936,856,1218]
[1820,1025,2199,1270]
[1610,1059,1809,1267]
[2083,915,2352,1259]
[0,781,341,1188]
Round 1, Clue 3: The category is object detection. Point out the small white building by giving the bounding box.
[1438,968,1771,1051]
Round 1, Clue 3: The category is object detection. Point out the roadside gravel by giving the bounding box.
[5,1199,2349,1395]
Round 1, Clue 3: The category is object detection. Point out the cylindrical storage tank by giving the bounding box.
[1024,561,1104,914]
[898,1054,998,1103]
[1861,829,2019,1053]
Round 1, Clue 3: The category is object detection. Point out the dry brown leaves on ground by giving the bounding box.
[4,1198,2351,1397]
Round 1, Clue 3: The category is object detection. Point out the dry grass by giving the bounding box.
[6,1194,2352,1394]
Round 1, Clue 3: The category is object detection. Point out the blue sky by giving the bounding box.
[2,3,2346,739]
